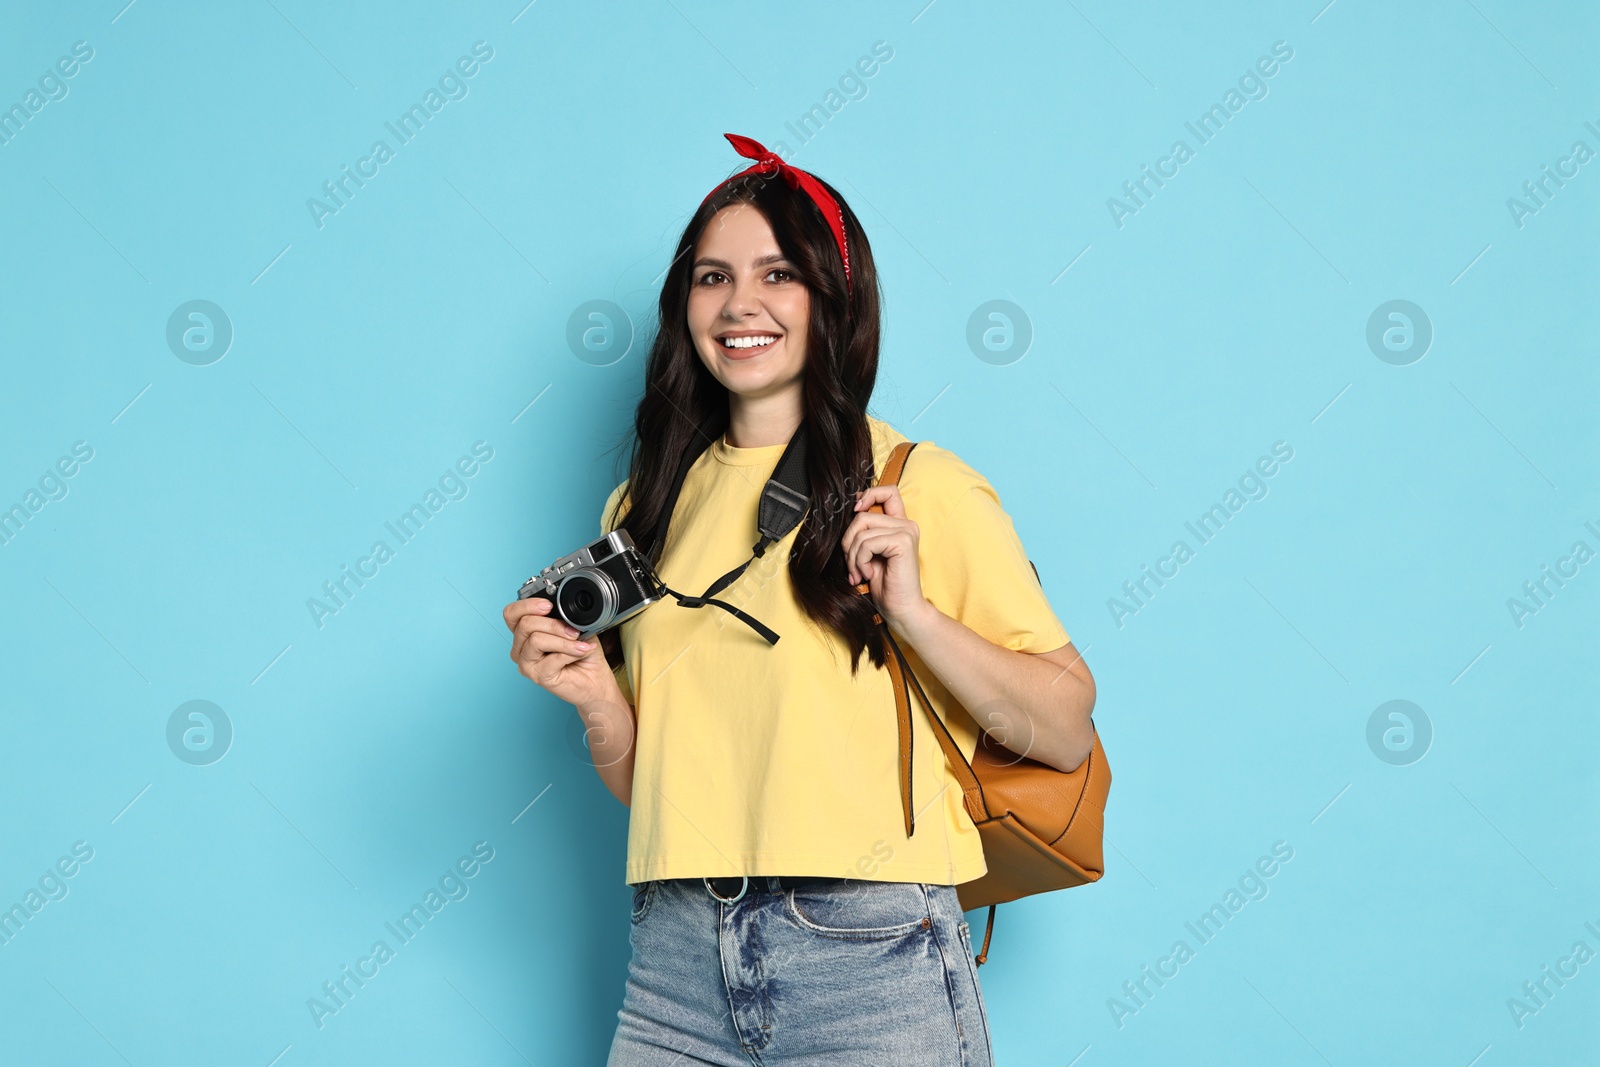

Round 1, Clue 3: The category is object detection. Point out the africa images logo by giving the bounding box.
[306,442,494,629]
[306,842,496,1029]
[306,42,494,231]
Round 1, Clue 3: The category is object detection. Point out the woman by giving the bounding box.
[504,134,1097,1065]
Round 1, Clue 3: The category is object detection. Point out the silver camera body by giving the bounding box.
[517,529,667,639]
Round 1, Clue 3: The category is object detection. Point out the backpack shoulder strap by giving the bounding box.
[856,440,915,629]
[876,438,916,491]
[859,440,989,837]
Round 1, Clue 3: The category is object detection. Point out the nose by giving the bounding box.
[719,273,764,319]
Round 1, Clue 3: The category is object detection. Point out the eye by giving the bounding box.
[766,268,795,283]
[696,269,729,286]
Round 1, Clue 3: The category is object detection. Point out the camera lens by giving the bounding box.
[558,572,611,629]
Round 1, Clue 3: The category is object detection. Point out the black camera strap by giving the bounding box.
[645,406,809,645]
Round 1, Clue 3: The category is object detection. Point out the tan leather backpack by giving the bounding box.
[856,441,1111,965]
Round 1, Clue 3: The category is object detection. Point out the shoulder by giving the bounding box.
[865,414,989,535]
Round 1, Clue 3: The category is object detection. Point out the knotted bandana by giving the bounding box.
[700,133,852,297]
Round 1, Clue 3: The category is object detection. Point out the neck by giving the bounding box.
[725,388,802,448]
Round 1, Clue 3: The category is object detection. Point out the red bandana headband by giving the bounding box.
[700,133,852,297]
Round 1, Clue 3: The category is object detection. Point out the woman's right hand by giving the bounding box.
[503,597,619,708]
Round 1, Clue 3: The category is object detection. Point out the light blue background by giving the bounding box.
[2,1,1596,1063]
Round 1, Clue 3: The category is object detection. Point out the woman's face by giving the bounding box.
[687,203,810,404]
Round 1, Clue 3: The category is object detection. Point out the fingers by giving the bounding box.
[852,484,905,518]
[515,620,592,655]
[511,634,595,687]
[519,645,580,686]
[509,599,578,642]
[504,595,555,631]
[509,607,594,666]
[849,555,882,588]
[841,511,900,549]
[841,492,917,585]
[518,624,594,657]
[846,529,904,585]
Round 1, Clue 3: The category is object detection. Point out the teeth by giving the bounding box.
[721,335,778,349]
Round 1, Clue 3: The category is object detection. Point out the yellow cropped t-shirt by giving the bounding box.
[603,414,1071,887]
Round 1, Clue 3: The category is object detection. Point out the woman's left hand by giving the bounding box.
[842,484,930,633]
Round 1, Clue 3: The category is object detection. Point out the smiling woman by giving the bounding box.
[689,211,814,441]
[503,132,1091,1065]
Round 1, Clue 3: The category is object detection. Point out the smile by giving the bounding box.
[717,334,780,358]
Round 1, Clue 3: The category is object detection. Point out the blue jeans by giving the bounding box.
[606,875,994,1066]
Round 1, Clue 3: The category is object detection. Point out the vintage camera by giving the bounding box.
[517,529,667,638]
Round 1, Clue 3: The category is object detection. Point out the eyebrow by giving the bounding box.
[691,253,791,271]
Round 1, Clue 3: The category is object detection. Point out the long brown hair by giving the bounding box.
[599,162,890,676]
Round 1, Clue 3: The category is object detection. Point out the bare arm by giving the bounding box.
[505,596,637,805]
[576,691,637,806]
[893,602,1097,773]
[842,480,1097,774]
